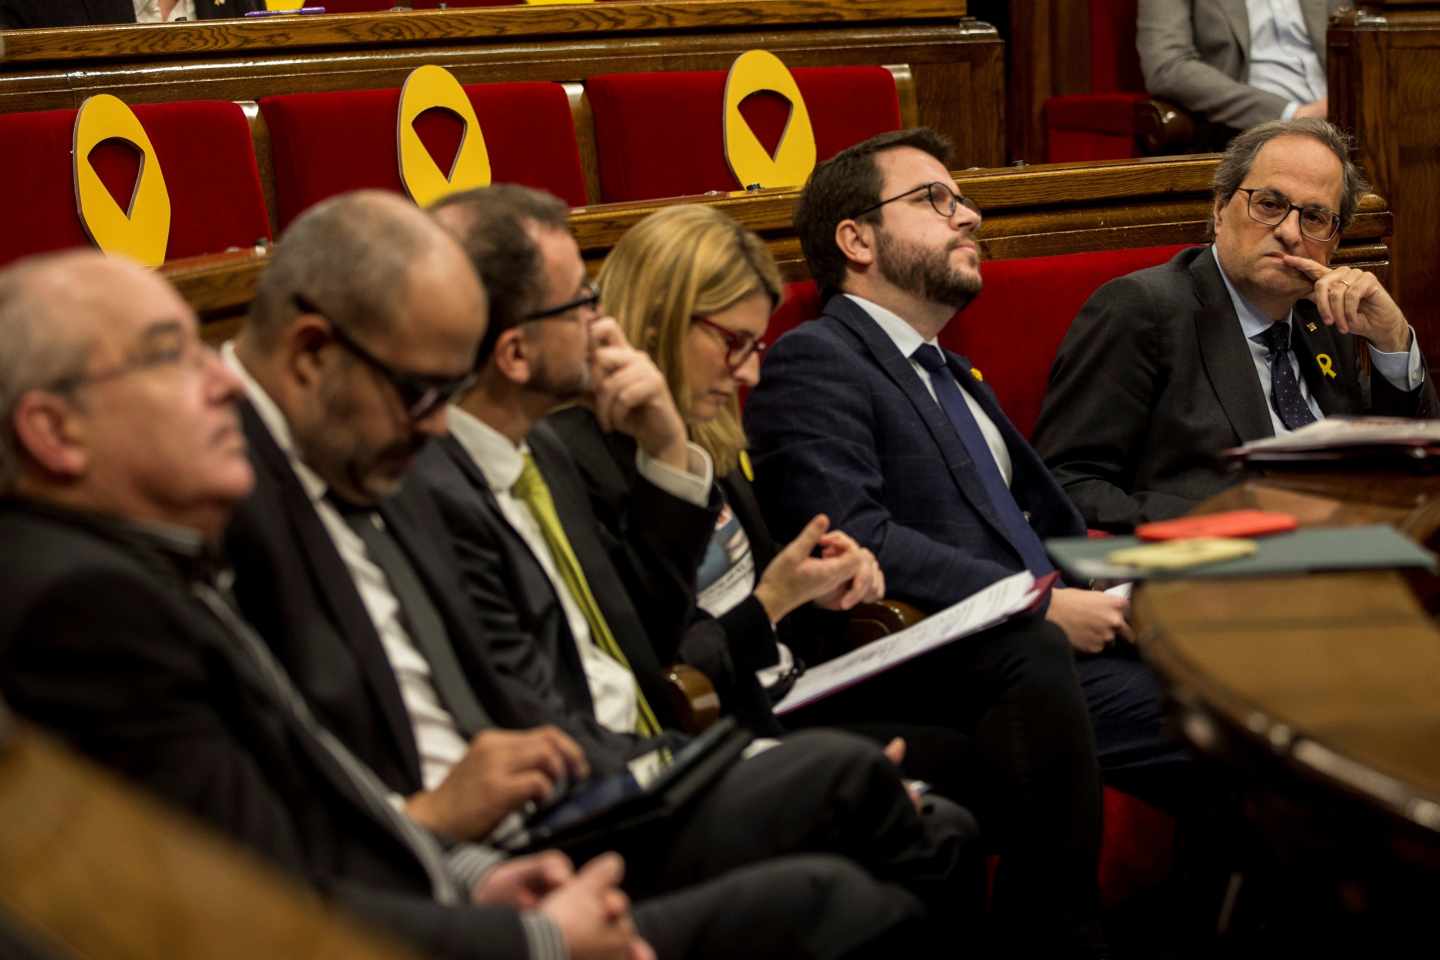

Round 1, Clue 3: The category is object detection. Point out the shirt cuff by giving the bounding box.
[635,441,714,507]
[1367,325,1424,391]
[1281,101,1300,121]
[521,913,571,960]
[447,842,508,894]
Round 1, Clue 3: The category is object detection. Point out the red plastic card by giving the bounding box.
[1135,510,1298,542]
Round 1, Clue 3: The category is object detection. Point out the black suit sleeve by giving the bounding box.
[1033,275,1199,530]
[0,568,316,879]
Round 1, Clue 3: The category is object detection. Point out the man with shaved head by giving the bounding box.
[222,190,935,959]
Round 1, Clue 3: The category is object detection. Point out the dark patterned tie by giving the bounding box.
[1257,321,1318,432]
[912,345,1053,576]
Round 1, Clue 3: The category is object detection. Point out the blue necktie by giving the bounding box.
[912,344,1053,576]
[1257,321,1318,432]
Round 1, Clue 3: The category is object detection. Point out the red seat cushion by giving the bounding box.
[0,100,271,267]
[259,81,587,231]
[763,244,1193,440]
[587,66,902,203]
[1042,0,1146,163]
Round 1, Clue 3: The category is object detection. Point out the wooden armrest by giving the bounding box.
[844,598,926,652]
[1134,98,1200,156]
[663,664,722,734]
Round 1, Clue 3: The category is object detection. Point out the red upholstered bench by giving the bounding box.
[586,66,903,203]
[0,100,271,267]
[259,81,588,231]
[768,243,1192,439]
[762,243,1196,907]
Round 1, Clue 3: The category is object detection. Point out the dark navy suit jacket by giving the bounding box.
[744,294,1084,615]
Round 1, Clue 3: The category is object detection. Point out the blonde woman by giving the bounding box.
[546,205,888,734]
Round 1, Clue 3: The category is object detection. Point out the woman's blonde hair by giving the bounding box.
[598,205,782,477]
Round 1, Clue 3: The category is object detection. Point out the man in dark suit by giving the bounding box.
[744,128,1195,884]
[0,0,260,28]
[222,190,964,952]
[0,249,658,960]
[1033,118,1440,531]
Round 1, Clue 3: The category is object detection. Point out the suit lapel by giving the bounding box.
[1190,252,1276,442]
[435,435,597,718]
[526,432,668,708]
[1221,0,1251,58]
[827,296,1015,544]
[239,403,422,783]
[1291,302,1362,415]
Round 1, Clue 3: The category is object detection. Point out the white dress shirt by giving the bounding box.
[846,294,1015,486]
[223,343,471,792]
[1245,0,1326,118]
[1210,246,1422,435]
[447,405,714,736]
[133,0,196,23]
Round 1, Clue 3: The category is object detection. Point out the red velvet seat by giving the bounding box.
[1043,0,1147,163]
[259,81,588,231]
[586,66,902,203]
[0,100,271,268]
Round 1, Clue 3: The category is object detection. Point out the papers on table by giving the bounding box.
[774,571,1051,715]
[1223,417,1440,464]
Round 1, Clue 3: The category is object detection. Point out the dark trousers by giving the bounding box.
[620,730,980,951]
[788,614,1106,954]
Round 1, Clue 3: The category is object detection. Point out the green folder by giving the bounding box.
[1045,524,1437,581]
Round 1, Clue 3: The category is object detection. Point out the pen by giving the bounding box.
[244,6,327,16]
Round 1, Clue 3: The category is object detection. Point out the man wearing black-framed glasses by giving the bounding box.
[1034,117,1439,533]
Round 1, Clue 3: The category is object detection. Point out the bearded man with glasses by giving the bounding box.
[1033,118,1439,533]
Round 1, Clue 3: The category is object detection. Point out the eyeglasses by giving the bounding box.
[295,294,476,421]
[525,281,601,321]
[1236,187,1342,242]
[48,322,213,394]
[854,181,980,221]
[693,316,766,369]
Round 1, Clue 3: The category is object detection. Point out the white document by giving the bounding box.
[1227,416,1440,454]
[774,571,1043,715]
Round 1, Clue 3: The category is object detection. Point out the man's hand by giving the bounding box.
[1294,97,1328,120]
[1281,255,1411,353]
[752,514,867,622]
[472,850,575,908]
[540,853,656,960]
[588,317,689,470]
[1044,587,1132,654]
[406,727,589,840]
[810,529,886,611]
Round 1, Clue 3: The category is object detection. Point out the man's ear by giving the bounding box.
[12,392,89,480]
[286,314,335,390]
[835,217,877,269]
[489,326,533,386]
[1211,194,1228,231]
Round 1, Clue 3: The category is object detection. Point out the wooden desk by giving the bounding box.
[1134,473,1440,855]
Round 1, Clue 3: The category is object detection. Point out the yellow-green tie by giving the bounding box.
[512,453,663,739]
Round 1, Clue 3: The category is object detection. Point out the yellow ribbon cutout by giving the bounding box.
[73,95,171,267]
[264,0,304,10]
[971,367,984,382]
[1316,353,1337,379]
[397,65,492,208]
[722,50,817,192]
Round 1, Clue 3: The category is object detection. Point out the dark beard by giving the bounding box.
[875,228,982,310]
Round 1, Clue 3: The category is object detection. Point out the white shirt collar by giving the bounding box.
[843,293,939,359]
[221,341,330,506]
[1210,243,1294,341]
[446,404,528,494]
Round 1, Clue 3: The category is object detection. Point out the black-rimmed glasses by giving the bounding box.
[693,316,766,369]
[1236,187,1341,242]
[294,294,476,421]
[854,181,979,221]
[525,281,601,321]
